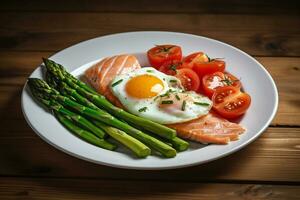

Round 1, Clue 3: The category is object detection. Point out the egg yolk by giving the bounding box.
[125,74,164,98]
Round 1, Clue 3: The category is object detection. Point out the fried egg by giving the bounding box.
[110,67,212,124]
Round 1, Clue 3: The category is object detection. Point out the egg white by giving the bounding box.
[110,67,212,124]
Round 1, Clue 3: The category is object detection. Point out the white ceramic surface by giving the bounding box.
[21,31,278,169]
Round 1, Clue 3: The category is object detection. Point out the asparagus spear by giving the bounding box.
[29,87,114,150]
[45,71,58,89]
[169,137,189,152]
[55,111,116,150]
[43,58,98,95]
[59,81,99,110]
[43,58,176,140]
[93,120,150,158]
[30,87,106,139]
[145,132,189,152]
[131,123,189,152]
[28,78,176,158]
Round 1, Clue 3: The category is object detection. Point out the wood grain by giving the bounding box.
[1,0,299,14]
[0,13,299,56]
[0,177,299,200]
[256,57,300,126]
[0,127,299,182]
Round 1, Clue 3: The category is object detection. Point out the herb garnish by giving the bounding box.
[206,54,211,62]
[159,89,174,98]
[169,79,177,83]
[160,93,169,98]
[194,102,210,106]
[169,64,177,72]
[181,100,186,111]
[205,54,224,62]
[154,95,160,101]
[220,74,240,86]
[156,45,174,52]
[138,107,148,112]
[111,79,123,87]
[175,94,180,100]
[146,70,153,73]
[210,57,225,62]
[161,100,173,104]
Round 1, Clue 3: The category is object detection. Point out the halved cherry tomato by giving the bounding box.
[182,52,209,69]
[175,68,200,91]
[147,45,182,69]
[158,60,182,75]
[202,72,241,98]
[212,86,251,119]
[193,59,225,78]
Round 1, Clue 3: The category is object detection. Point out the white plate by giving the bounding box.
[21,31,278,170]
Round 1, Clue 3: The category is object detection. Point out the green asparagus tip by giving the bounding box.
[28,78,50,90]
[42,57,54,65]
[27,78,39,89]
[42,57,54,67]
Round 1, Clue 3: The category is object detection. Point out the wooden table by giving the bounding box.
[1,1,299,199]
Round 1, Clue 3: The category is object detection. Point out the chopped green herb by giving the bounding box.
[169,79,177,83]
[206,54,211,62]
[210,57,225,62]
[154,95,160,101]
[221,79,232,86]
[220,74,240,86]
[138,107,148,112]
[170,64,177,72]
[146,70,154,73]
[111,79,123,87]
[155,45,175,52]
[181,100,186,111]
[194,102,210,106]
[160,93,169,98]
[175,94,180,100]
[160,89,173,98]
[161,100,173,104]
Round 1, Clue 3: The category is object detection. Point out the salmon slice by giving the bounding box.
[167,112,245,144]
[85,54,141,107]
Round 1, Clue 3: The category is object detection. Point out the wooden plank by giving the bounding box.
[1,0,299,14]
[0,127,299,182]
[257,57,300,126]
[0,177,299,200]
[0,13,299,56]
[0,52,299,126]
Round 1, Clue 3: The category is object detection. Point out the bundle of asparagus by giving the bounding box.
[27,58,189,158]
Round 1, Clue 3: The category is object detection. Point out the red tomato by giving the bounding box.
[182,52,209,69]
[212,86,251,119]
[147,45,182,68]
[158,60,182,75]
[175,68,200,91]
[202,72,241,98]
[193,59,225,78]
